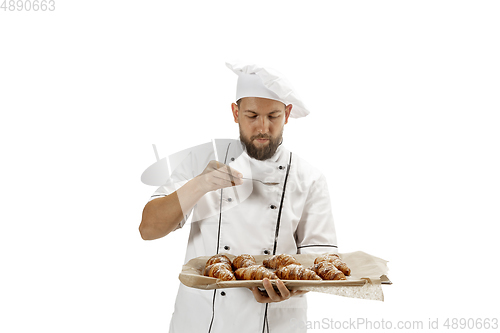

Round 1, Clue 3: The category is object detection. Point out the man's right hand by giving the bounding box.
[196,160,243,194]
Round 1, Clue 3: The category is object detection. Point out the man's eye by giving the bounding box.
[248,115,257,119]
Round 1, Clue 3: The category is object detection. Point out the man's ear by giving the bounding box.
[284,104,292,124]
[231,103,239,123]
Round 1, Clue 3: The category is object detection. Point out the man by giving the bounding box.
[140,63,338,333]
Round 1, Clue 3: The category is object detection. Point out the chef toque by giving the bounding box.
[226,62,310,118]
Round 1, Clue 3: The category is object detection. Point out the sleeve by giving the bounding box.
[147,156,196,232]
[295,173,338,254]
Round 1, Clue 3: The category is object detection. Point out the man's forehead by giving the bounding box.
[239,97,286,112]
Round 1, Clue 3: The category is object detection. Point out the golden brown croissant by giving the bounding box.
[206,254,232,267]
[203,263,236,281]
[311,261,346,280]
[202,261,232,275]
[263,254,300,269]
[314,253,351,276]
[234,265,278,280]
[275,264,322,280]
[232,254,257,270]
[314,253,340,263]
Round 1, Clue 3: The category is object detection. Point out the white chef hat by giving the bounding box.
[226,62,310,118]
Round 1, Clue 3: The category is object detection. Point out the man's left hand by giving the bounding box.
[250,278,308,303]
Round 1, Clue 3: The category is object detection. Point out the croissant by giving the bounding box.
[314,254,351,276]
[206,254,232,267]
[263,254,300,269]
[232,254,257,270]
[235,265,278,280]
[311,261,346,280]
[203,263,236,281]
[202,261,232,275]
[314,253,340,263]
[275,264,321,280]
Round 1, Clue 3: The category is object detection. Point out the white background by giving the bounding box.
[1,1,499,332]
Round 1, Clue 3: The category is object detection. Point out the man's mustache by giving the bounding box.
[251,134,272,140]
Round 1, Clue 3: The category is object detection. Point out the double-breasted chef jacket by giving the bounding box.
[149,139,338,333]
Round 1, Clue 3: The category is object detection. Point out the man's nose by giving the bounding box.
[257,116,270,133]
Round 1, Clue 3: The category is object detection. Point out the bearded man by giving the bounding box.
[139,63,338,333]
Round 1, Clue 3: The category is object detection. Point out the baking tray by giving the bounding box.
[179,251,391,290]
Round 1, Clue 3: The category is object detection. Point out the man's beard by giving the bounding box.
[239,127,283,161]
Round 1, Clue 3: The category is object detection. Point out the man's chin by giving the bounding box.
[239,132,282,161]
[252,147,267,156]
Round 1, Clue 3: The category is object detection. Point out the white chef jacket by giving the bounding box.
[149,139,338,333]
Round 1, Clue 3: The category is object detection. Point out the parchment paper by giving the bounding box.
[179,251,390,301]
